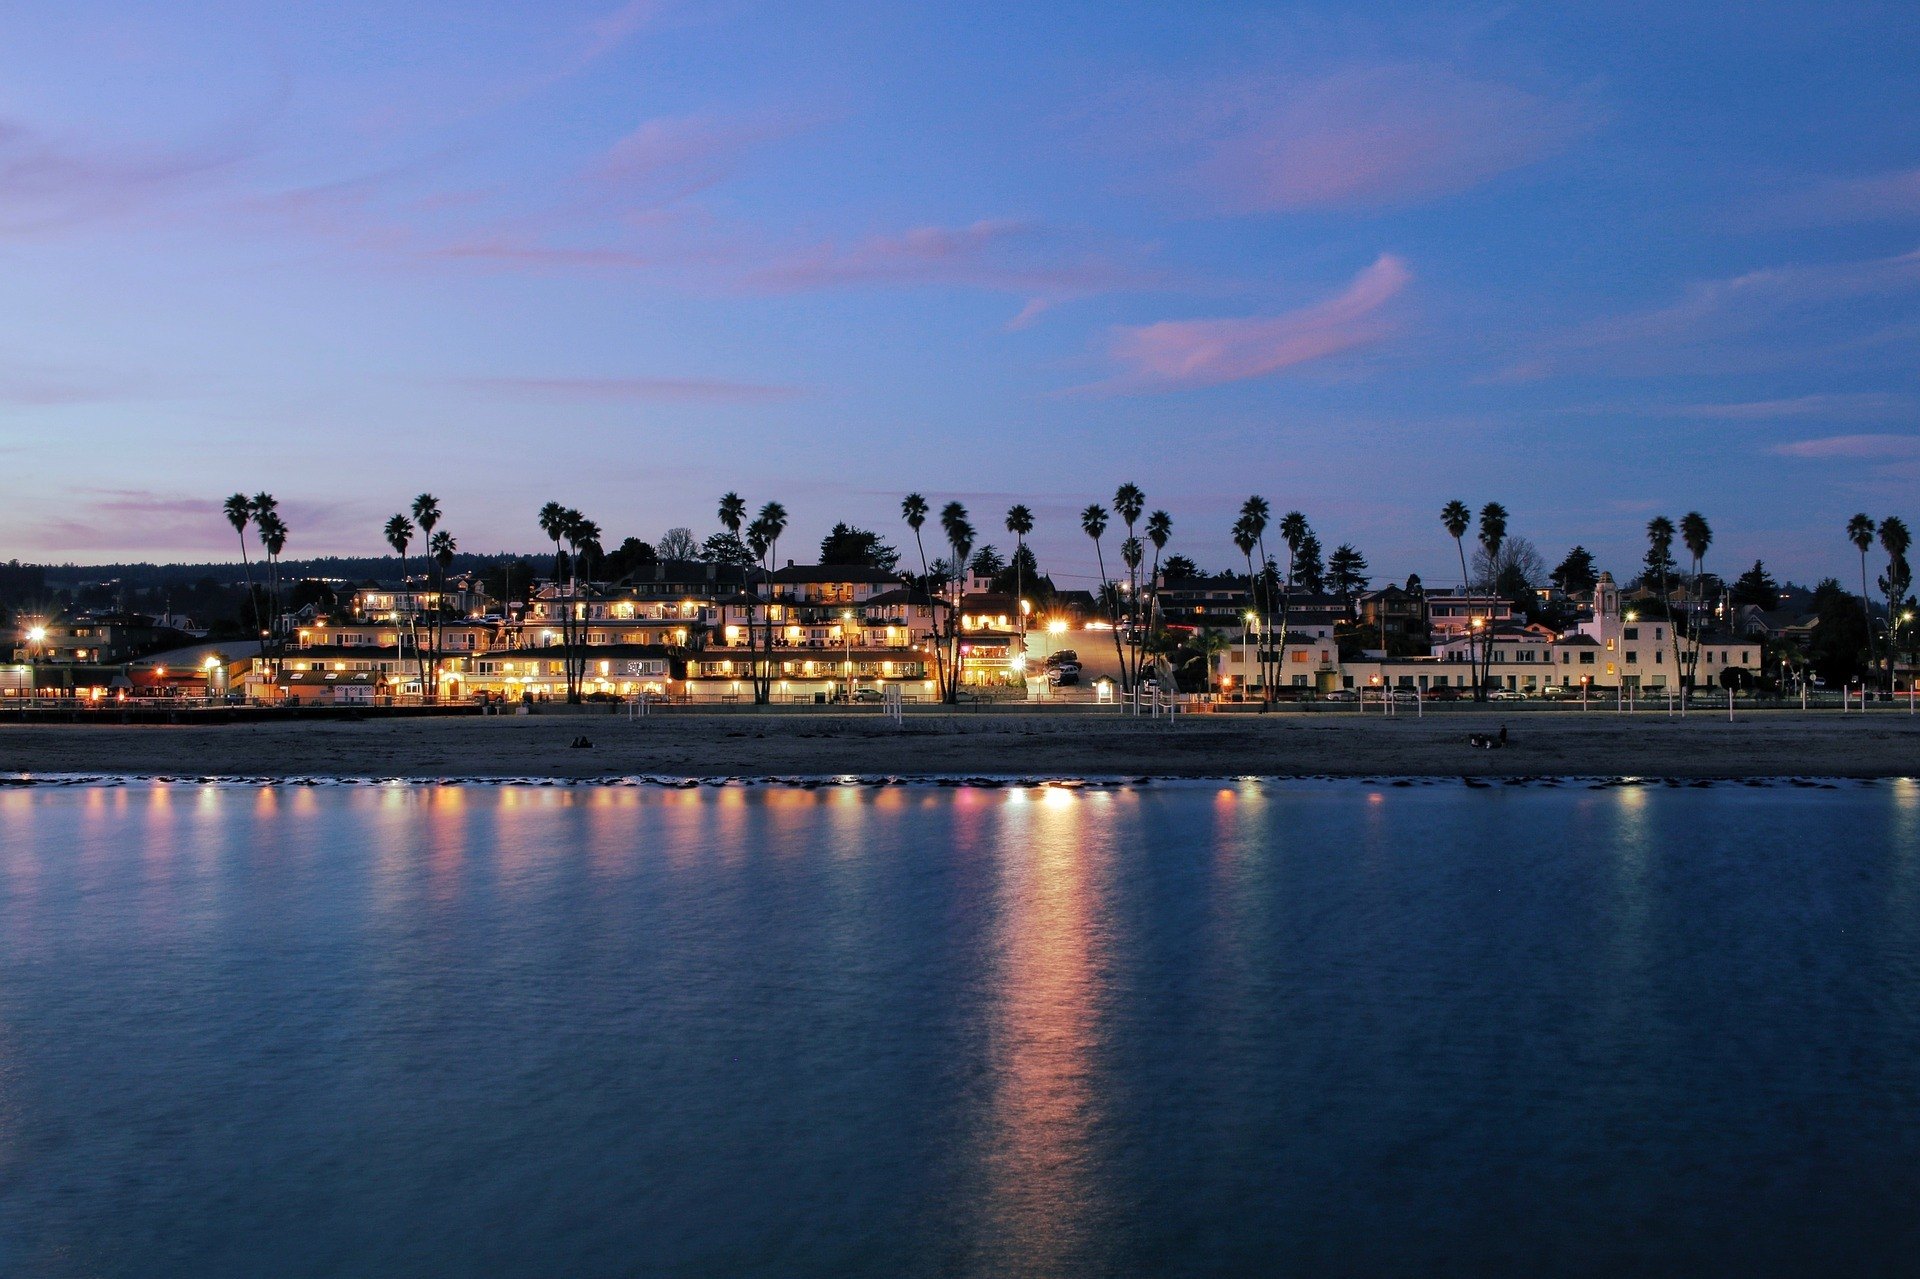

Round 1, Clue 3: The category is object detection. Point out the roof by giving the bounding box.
[769,564,904,585]
[1554,634,1601,647]
[130,640,264,669]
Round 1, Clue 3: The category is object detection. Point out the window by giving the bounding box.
[1626,651,1638,664]
[1624,627,1639,641]
[1655,651,1664,664]
[1579,652,1595,665]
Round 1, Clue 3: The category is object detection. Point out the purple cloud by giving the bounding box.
[0,116,242,235]
[1770,434,1920,460]
[1148,64,1587,214]
[1074,253,1410,394]
[465,375,805,403]
[743,219,1161,303]
[587,111,809,203]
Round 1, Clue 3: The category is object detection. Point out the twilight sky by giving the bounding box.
[2,1,1917,591]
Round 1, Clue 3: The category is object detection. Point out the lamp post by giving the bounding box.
[842,609,855,704]
[1242,611,1256,703]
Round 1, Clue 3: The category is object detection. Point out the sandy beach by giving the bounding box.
[2,709,1917,780]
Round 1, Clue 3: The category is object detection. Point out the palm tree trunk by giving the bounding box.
[1452,537,1477,701]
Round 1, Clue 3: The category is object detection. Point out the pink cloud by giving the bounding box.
[1562,393,1915,421]
[1074,253,1410,394]
[13,490,363,558]
[587,111,808,203]
[465,375,805,403]
[1164,65,1587,214]
[1770,434,1920,460]
[743,219,1165,317]
[0,116,243,235]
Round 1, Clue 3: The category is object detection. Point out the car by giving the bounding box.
[1489,689,1526,701]
[851,687,885,703]
[1421,686,1461,701]
[1045,650,1079,667]
[1321,689,1358,703]
[1539,685,1573,699]
[1048,670,1079,687]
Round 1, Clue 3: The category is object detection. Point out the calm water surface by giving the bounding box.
[2,779,1919,1277]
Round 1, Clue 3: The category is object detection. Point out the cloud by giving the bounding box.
[1520,248,1920,377]
[743,218,1165,319]
[1766,167,1920,226]
[465,374,804,403]
[14,489,362,557]
[587,111,808,203]
[1770,434,1920,460]
[0,360,148,406]
[0,116,243,235]
[1565,393,1916,421]
[582,0,673,63]
[1073,253,1410,394]
[1156,64,1587,214]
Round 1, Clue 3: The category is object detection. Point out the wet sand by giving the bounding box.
[2,709,1917,779]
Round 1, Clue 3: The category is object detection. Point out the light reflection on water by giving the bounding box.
[1,780,1918,1278]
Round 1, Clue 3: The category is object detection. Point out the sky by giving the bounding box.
[2,1,1917,592]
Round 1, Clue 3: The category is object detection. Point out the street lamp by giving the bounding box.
[1243,610,1257,701]
[841,609,855,703]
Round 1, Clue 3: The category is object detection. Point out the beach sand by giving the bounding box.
[2,709,1917,779]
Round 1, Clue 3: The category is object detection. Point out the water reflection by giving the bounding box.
[967,787,1114,1273]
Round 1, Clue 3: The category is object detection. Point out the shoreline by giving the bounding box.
[3,712,1917,781]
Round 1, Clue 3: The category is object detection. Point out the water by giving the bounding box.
[1,779,1917,1278]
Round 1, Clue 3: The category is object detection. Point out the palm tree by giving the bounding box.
[939,502,974,702]
[1231,515,1258,701]
[253,497,287,679]
[411,494,442,693]
[718,492,747,539]
[429,530,457,698]
[1005,503,1035,650]
[384,514,414,695]
[1113,484,1146,681]
[755,501,788,704]
[1849,513,1878,681]
[223,494,260,644]
[1190,628,1231,697]
[1679,511,1712,693]
[1240,496,1272,699]
[1144,509,1172,683]
[1441,500,1474,696]
[1472,503,1508,699]
[1646,515,1681,707]
[1080,502,1127,695]
[1881,515,1912,691]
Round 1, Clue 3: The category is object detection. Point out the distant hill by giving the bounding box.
[34,554,549,590]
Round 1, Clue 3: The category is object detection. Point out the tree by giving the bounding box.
[251,494,287,677]
[428,530,457,698]
[1327,544,1370,617]
[752,501,788,704]
[1005,503,1034,646]
[1143,510,1172,687]
[657,527,699,561]
[1679,511,1712,691]
[1114,484,1146,690]
[1083,502,1127,693]
[1231,515,1258,700]
[1441,500,1475,693]
[818,523,900,571]
[968,544,1005,577]
[384,513,415,693]
[1240,497,1272,700]
[1471,503,1509,698]
[1848,514,1878,682]
[224,495,260,646]
[1807,578,1870,687]
[1161,553,1198,583]
[1473,537,1546,609]
[602,537,656,581]
[1292,529,1324,595]
[1880,515,1912,690]
[1646,516,1682,700]
[940,502,974,703]
[1550,546,1598,596]
[699,532,754,566]
[1731,560,1780,611]
[411,494,442,695]
[900,493,939,692]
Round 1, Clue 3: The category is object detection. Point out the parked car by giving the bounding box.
[1489,689,1526,701]
[1045,650,1079,668]
[1322,689,1358,703]
[851,687,885,702]
[1539,685,1573,699]
[1421,686,1461,701]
